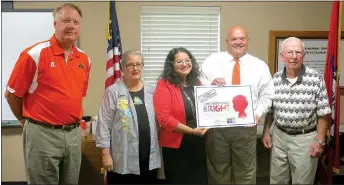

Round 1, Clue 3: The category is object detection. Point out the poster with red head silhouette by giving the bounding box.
[194,85,255,128]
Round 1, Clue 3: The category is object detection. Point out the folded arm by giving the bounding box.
[5,52,37,122]
[4,91,24,121]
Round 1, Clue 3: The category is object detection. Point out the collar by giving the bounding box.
[50,35,80,57]
[281,64,306,83]
[226,51,248,65]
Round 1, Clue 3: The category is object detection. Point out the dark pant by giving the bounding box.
[107,155,157,184]
[106,169,158,184]
[163,134,208,184]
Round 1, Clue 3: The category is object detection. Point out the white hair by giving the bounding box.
[281,37,305,52]
[53,3,82,20]
[121,50,144,67]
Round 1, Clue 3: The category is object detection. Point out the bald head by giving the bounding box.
[226,26,249,58]
[227,26,248,39]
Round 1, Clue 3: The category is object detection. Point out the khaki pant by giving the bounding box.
[23,120,82,184]
[270,126,318,184]
[205,127,257,184]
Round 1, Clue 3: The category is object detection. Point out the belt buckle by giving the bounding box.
[62,125,72,131]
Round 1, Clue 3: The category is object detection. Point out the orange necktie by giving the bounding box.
[232,58,240,85]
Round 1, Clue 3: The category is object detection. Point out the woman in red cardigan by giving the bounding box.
[153,47,208,184]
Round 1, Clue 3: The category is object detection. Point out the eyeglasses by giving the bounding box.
[174,59,192,65]
[284,51,304,57]
[125,63,144,69]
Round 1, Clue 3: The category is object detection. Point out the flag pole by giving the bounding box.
[106,1,110,40]
[332,1,342,174]
[103,4,110,184]
[337,1,342,83]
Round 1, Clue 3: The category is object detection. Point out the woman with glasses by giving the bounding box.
[96,50,161,184]
[153,47,208,184]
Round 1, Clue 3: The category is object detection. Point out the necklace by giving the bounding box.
[180,86,196,118]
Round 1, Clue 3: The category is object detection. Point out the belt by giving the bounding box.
[26,118,80,131]
[276,124,317,135]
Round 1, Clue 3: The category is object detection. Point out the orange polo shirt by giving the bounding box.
[7,35,91,125]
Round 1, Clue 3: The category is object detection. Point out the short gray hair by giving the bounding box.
[121,50,144,67]
[281,37,305,52]
[53,3,82,20]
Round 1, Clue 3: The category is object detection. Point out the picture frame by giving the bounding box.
[268,30,344,95]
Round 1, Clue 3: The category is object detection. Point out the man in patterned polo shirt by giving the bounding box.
[262,37,331,184]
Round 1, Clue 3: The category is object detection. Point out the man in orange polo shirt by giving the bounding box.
[4,3,91,184]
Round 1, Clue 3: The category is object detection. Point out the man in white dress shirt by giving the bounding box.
[201,26,273,184]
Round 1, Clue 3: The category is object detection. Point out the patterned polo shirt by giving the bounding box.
[270,65,331,133]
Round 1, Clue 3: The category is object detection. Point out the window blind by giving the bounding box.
[141,6,220,85]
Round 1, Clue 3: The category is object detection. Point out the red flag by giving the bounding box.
[105,1,122,89]
[318,1,342,184]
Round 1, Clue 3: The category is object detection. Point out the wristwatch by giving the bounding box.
[316,138,326,146]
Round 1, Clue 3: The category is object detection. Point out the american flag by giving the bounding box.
[105,1,122,89]
[103,2,122,184]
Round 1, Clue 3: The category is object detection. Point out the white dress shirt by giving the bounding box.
[200,51,273,118]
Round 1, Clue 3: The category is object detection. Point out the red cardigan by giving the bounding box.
[153,78,189,148]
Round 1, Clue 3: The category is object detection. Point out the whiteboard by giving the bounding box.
[277,39,344,86]
[1,10,54,124]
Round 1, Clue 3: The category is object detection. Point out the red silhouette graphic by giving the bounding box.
[232,95,248,118]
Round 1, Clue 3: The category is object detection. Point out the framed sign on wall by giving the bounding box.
[268,30,344,95]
